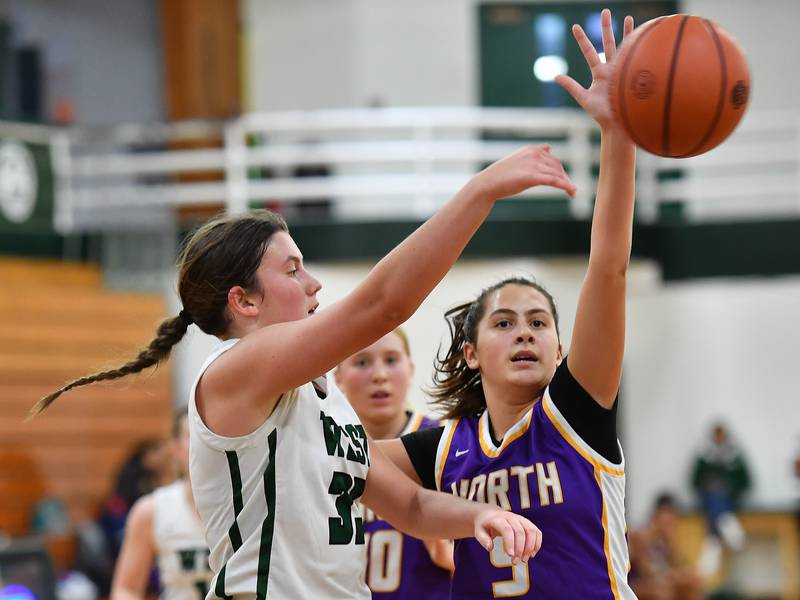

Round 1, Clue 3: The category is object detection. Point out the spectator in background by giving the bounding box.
[77,437,176,595]
[113,438,176,510]
[111,410,212,599]
[629,493,703,600]
[101,438,176,562]
[691,423,750,551]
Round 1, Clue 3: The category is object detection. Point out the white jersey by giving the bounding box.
[188,339,371,600]
[153,480,213,600]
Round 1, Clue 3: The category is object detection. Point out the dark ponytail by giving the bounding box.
[429,277,560,420]
[29,312,191,419]
[30,209,288,419]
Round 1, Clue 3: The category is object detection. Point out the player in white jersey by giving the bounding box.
[35,144,577,598]
[112,411,213,600]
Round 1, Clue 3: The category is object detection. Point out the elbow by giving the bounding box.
[377,297,416,330]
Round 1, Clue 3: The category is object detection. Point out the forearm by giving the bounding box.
[363,440,541,562]
[588,128,636,275]
[395,486,495,541]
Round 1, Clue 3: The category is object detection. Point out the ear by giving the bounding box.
[555,343,564,366]
[463,342,480,370]
[227,285,260,319]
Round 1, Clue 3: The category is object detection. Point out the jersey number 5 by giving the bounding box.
[328,471,366,544]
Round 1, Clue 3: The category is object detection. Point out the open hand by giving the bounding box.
[555,8,634,130]
[471,144,576,200]
[474,507,543,564]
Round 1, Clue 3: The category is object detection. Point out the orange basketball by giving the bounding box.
[610,14,750,158]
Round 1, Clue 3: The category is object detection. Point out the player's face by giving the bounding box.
[251,232,322,326]
[465,284,562,399]
[336,332,414,428]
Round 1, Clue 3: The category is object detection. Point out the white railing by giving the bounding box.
[1,107,798,233]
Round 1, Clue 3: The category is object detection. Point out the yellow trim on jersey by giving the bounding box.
[408,412,425,433]
[477,409,532,458]
[542,392,624,476]
[436,419,460,492]
[594,469,622,600]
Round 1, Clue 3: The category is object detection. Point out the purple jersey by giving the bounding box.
[364,412,451,599]
[435,390,635,599]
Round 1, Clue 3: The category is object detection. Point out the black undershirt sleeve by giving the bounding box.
[400,357,621,486]
[401,426,444,491]
[548,356,621,463]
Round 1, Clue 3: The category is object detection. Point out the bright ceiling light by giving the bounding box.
[533,55,568,82]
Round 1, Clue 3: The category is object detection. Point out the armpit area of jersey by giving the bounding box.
[401,426,444,490]
[549,357,621,463]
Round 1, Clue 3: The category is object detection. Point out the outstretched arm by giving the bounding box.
[362,437,542,564]
[555,9,637,409]
[205,147,576,424]
[110,495,156,600]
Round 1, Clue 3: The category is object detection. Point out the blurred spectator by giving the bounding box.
[629,493,703,600]
[112,438,175,510]
[30,496,70,535]
[76,437,175,595]
[691,423,750,550]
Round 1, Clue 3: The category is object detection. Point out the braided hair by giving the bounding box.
[30,210,288,418]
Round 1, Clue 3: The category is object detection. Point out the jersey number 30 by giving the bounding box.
[328,471,366,544]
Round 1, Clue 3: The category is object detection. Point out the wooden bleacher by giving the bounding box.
[677,511,800,600]
[0,258,173,570]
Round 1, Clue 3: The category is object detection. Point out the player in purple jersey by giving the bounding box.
[336,328,452,599]
[379,8,639,599]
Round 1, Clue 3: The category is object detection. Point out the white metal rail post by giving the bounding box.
[225,118,249,215]
[51,132,74,233]
[566,118,593,220]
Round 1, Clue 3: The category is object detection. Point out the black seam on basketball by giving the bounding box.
[662,15,690,157]
[617,17,668,152]
[675,19,727,158]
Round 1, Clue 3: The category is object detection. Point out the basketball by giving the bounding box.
[610,14,750,158]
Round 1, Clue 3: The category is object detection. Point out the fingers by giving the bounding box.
[511,519,526,564]
[476,529,493,552]
[531,147,577,197]
[494,519,517,560]
[600,9,617,62]
[571,24,600,70]
[623,15,634,38]
[554,74,586,108]
[541,174,576,198]
[476,510,544,566]
[521,519,540,562]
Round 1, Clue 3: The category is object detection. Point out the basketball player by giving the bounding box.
[34,139,576,597]
[111,411,212,600]
[381,9,639,598]
[335,329,452,598]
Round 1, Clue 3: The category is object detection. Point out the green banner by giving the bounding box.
[0,139,54,234]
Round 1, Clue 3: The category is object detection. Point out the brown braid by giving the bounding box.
[28,313,190,419]
[30,209,288,420]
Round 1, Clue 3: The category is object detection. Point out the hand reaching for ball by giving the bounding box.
[555,8,634,132]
